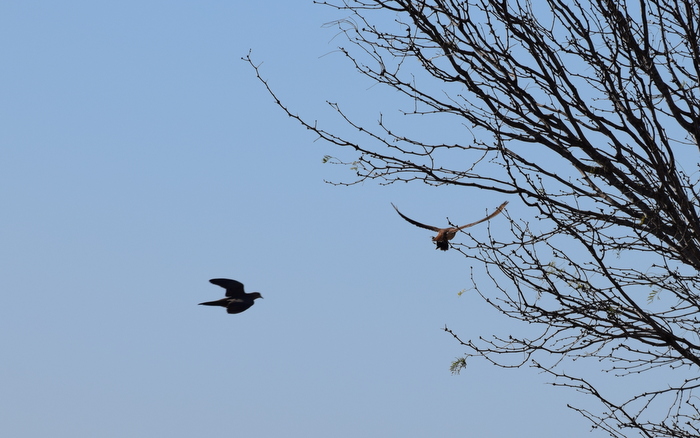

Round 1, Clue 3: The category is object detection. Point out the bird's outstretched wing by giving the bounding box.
[210,278,245,298]
[391,203,441,231]
[454,201,509,231]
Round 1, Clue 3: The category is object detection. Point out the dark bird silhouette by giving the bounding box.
[199,278,263,314]
[392,201,509,251]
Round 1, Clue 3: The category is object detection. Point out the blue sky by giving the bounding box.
[1,2,605,437]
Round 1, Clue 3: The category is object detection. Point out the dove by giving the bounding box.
[199,278,263,314]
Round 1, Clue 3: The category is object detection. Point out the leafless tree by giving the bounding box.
[247,0,700,436]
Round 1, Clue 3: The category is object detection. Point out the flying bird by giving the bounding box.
[392,201,508,251]
[199,278,263,314]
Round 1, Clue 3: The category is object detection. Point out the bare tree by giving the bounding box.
[247,0,700,436]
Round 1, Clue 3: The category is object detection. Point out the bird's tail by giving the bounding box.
[435,241,449,251]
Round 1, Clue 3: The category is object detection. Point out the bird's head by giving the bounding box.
[250,292,263,300]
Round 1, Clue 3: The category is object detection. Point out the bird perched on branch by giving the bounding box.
[199,278,263,314]
[391,201,508,251]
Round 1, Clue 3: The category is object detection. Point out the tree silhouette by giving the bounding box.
[248,1,700,436]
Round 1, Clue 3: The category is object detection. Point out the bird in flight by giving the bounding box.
[199,278,263,314]
[391,201,508,251]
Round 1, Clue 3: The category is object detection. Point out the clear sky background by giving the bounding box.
[1,2,610,437]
